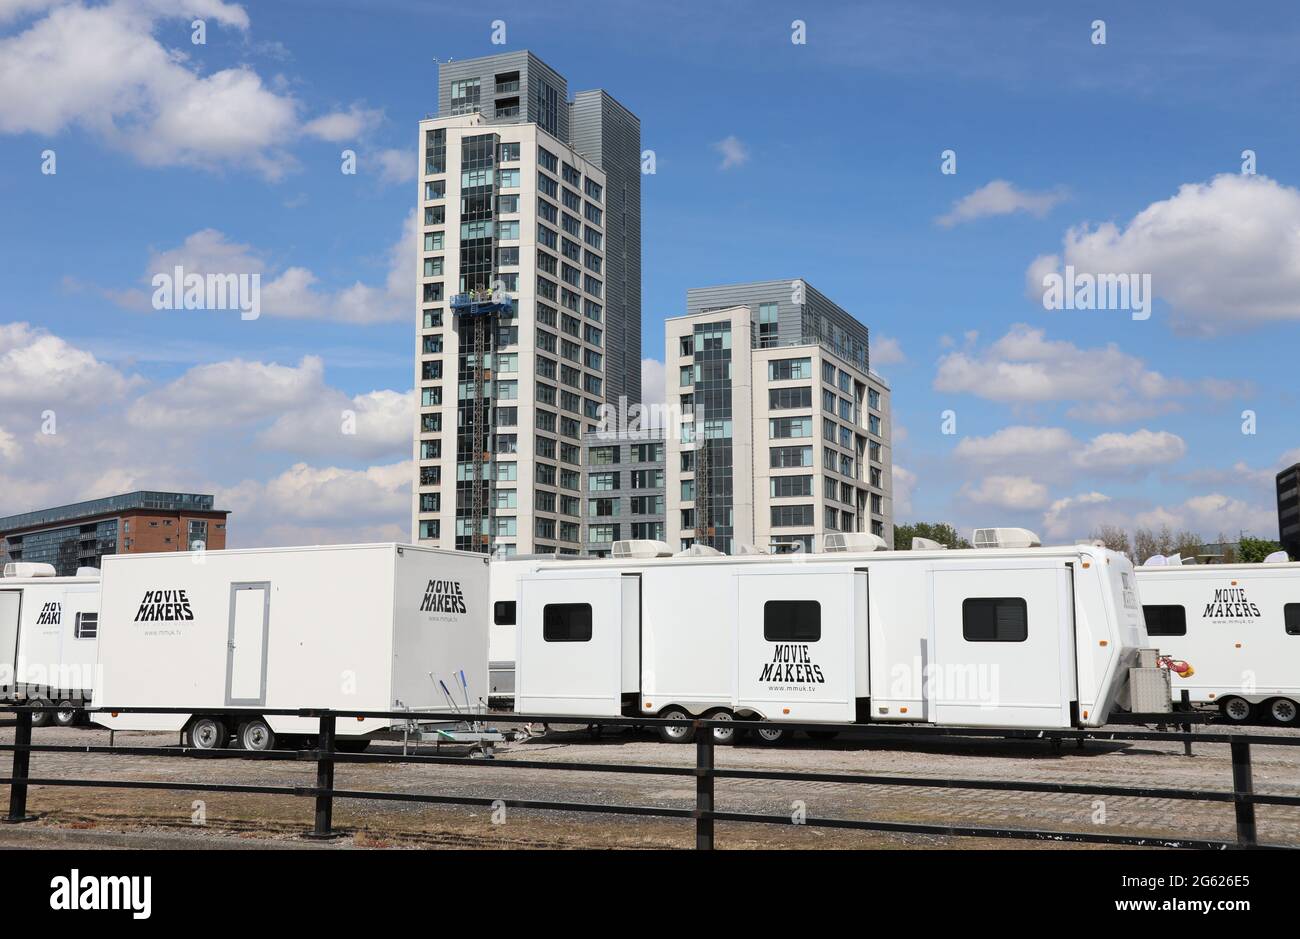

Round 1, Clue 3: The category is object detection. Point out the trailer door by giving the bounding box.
[0,590,19,689]
[736,570,855,723]
[931,567,1071,728]
[517,572,626,716]
[226,582,270,706]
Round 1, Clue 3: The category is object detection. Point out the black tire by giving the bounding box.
[54,700,79,727]
[704,709,740,745]
[186,716,228,750]
[29,698,52,728]
[1268,697,1299,725]
[807,729,840,741]
[656,708,695,744]
[237,718,276,751]
[335,739,371,753]
[752,724,790,746]
[1220,697,1253,723]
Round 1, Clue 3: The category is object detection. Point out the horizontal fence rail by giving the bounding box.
[2,704,1299,849]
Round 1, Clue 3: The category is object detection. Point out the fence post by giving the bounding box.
[1180,690,1193,757]
[4,707,35,824]
[1229,737,1256,848]
[308,711,336,838]
[694,719,714,850]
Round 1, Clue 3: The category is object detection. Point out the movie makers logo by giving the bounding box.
[36,602,61,625]
[420,579,466,615]
[134,589,195,623]
[760,643,825,687]
[1202,585,1261,623]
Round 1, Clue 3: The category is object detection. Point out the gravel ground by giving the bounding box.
[2,720,1298,850]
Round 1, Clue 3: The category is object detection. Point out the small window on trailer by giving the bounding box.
[74,612,97,639]
[493,601,516,625]
[763,600,821,642]
[1143,604,1187,637]
[543,603,592,642]
[1285,604,1300,636]
[962,598,1028,642]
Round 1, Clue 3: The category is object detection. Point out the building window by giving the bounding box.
[770,446,813,468]
[771,504,814,527]
[770,475,813,498]
[763,600,820,642]
[963,598,1029,642]
[769,416,813,439]
[418,520,440,539]
[769,358,812,381]
[769,386,812,410]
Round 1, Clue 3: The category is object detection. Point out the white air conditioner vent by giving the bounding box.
[611,540,673,560]
[676,544,724,557]
[911,537,947,551]
[75,567,102,578]
[2,562,57,578]
[1265,550,1291,564]
[824,532,888,553]
[972,527,1041,549]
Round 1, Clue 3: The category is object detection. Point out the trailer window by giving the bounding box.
[74,612,98,639]
[763,600,821,642]
[962,598,1028,642]
[1143,605,1187,637]
[493,601,516,626]
[543,603,592,642]
[1286,604,1300,636]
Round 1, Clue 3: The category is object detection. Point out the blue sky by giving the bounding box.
[1,0,1298,548]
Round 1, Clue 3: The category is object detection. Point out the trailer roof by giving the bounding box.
[98,542,489,563]
[528,543,1117,573]
[1135,561,1300,574]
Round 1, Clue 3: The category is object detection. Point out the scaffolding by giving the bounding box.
[693,434,714,548]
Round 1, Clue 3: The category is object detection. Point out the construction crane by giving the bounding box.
[450,290,511,553]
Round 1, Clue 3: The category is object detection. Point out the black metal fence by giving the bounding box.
[3,704,1299,849]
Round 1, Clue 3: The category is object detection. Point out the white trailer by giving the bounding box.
[1135,561,1300,724]
[92,543,490,750]
[515,539,1153,741]
[487,553,582,701]
[0,563,102,727]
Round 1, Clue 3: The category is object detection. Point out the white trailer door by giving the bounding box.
[0,590,19,685]
[517,572,625,716]
[226,582,270,706]
[736,571,855,723]
[931,567,1071,729]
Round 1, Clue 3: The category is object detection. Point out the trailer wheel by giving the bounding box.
[753,725,790,746]
[656,708,695,744]
[237,718,276,752]
[29,697,52,728]
[704,709,740,745]
[1220,698,1253,723]
[186,716,228,750]
[54,701,79,727]
[1268,698,1299,725]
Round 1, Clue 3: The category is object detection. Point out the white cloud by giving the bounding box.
[374,147,416,185]
[713,134,749,170]
[1042,492,1113,540]
[127,356,325,431]
[954,425,1076,463]
[1071,429,1186,472]
[1135,493,1277,541]
[937,179,1066,227]
[1027,174,1300,333]
[301,105,382,142]
[891,463,916,517]
[258,389,413,461]
[0,1,382,179]
[640,358,666,406]
[961,474,1050,511]
[0,322,137,407]
[112,209,416,324]
[871,335,905,366]
[933,324,1250,420]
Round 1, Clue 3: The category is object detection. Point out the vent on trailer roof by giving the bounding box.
[911,537,947,551]
[824,533,889,553]
[2,562,57,578]
[612,540,673,560]
[676,544,724,557]
[972,528,1041,549]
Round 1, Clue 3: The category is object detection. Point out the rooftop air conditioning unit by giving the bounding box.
[612,540,674,560]
[1265,550,1291,564]
[676,544,724,557]
[75,567,102,578]
[911,537,947,551]
[824,532,888,553]
[1143,554,1168,567]
[733,543,768,555]
[3,562,57,578]
[972,527,1041,549]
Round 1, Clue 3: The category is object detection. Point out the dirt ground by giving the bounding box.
[2,720,1298,850]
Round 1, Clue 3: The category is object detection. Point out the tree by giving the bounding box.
[1238,536,1283,563]
[894,522,971,551]
[1089,525,1133,561]
[1172,530,1203,561]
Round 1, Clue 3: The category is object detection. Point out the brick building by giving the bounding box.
[0,492,230,576]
